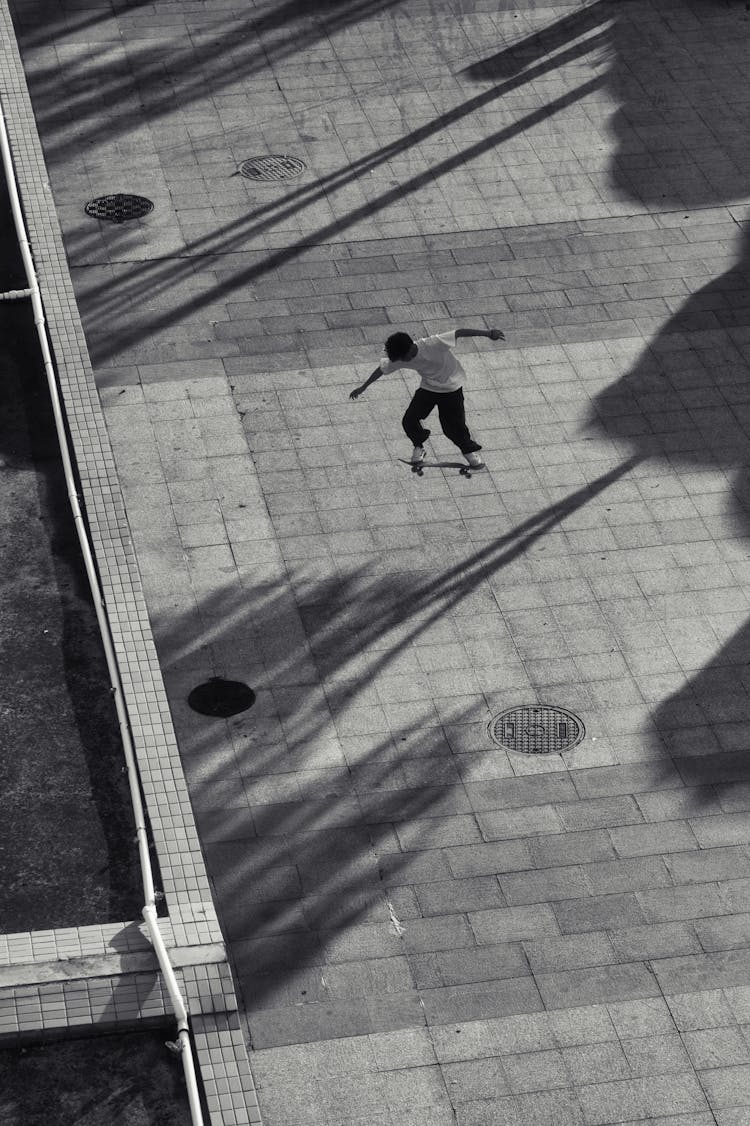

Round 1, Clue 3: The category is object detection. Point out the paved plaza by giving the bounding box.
[5,0,750,1122]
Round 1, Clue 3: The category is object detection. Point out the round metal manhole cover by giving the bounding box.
[488,705,585,755]
[188,677,256,718]
[238,155,307,182]
[84,194,154,223]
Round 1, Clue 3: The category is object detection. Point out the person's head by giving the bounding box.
[385,332,417,362]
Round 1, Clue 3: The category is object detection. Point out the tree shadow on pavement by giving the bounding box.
[150,457,638,1014]
[588,0,750,806]
[590,227,750,804]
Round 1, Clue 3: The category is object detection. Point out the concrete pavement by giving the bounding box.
[8,0,750,1122]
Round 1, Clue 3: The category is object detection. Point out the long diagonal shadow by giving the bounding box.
[302,455,644,687]
[87,72,606,363]
[172,457,643,1001]
[79,1,611,321]
[21,0,406,144]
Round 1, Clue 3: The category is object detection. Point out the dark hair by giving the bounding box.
[385,332,414,361]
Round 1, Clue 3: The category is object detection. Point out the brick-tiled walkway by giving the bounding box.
[7,0,750,1122]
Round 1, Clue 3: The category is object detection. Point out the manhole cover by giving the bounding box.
[239,155,306,181]
[84,194,154,223]
[188,677,255,717]
[488,704,584,755]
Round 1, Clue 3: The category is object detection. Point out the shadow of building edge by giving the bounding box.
[590,225,750,805]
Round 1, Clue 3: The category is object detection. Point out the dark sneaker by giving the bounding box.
[465,451,484,468]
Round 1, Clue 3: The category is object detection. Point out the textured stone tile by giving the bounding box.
[530,831,617,868]
[536,964,661,1010]
[610,922,702,961]
[500,860,585,905]
[415,877,505,917]
[503,1048,568,1093]
[469,904,560,944]
[608,821,699,857]
[621,1032,692,1076]
[441,1056,510,1103]
[554,893,648,934]
[652,950,750,996]
[683,1027,750,1070]
[523,933,617,974]
[421,976,543,1026]
[699,1065,750,1111]
[576,1074,708,1124]
[400,913,476,955]
[412,943,530,987]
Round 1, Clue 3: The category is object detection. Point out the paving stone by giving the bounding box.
[537,963,661,1010]
[411,943,530,987]
[420,976,543,1026]
[608,821,699,857]
[554,893,648,935]
[415,877,505,917]
[683,1027,750,1070]
[666,991,738,1032]
[446,840,535,878]
[500,866,591,906]
[561,1040,631,1085]
[652,950,750,997]
[572,763,683,799]
[583,856,673,895]
[699,1065,750,1111]
[637,884,728,923]
[368,1027,437,1071]
[469,904,560,944]
[246,1000,375,1050]
[576,1074,708,1124]
[610,922,702,962]
[460,1088,585,1126]
[464,773,577,811]
[621,1032,692,1076]
[478,805,564,840]
[401,915,476,955]
[441,1056,510,1103]
[523,933,617,974]
[694,914,750,953]
[665,846,748,886]
[503,1048,568,1093]
[530,831,617,868]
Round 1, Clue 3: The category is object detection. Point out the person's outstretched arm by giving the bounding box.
[350,365,384,400]
[455,327,505,341]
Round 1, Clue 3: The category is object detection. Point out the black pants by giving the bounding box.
[402,387,481,455]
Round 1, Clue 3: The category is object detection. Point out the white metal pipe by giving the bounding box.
[0,287,32,299]
[142,905,188,1027]
[143,905,206,1126]
[0,98,203,1126]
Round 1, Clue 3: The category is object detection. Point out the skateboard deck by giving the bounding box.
[399,458,484,478]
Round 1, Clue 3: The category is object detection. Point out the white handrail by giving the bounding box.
[0,286,32,299]
[0,98,204,1126]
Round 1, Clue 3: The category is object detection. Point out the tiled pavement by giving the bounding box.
[5,0,750,1123]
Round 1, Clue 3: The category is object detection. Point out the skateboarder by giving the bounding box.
[349,326,505,468]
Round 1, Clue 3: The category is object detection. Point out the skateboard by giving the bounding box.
[398,458,484,479]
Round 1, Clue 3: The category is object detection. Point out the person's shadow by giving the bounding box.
[590,0,750,795]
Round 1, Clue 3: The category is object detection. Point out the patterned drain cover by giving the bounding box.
[84,194,154,223]
[188,677,255,717]
[488,704,585,755]
[239,155,306,181]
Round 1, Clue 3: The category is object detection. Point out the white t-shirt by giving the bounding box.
[380,331,465,393]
